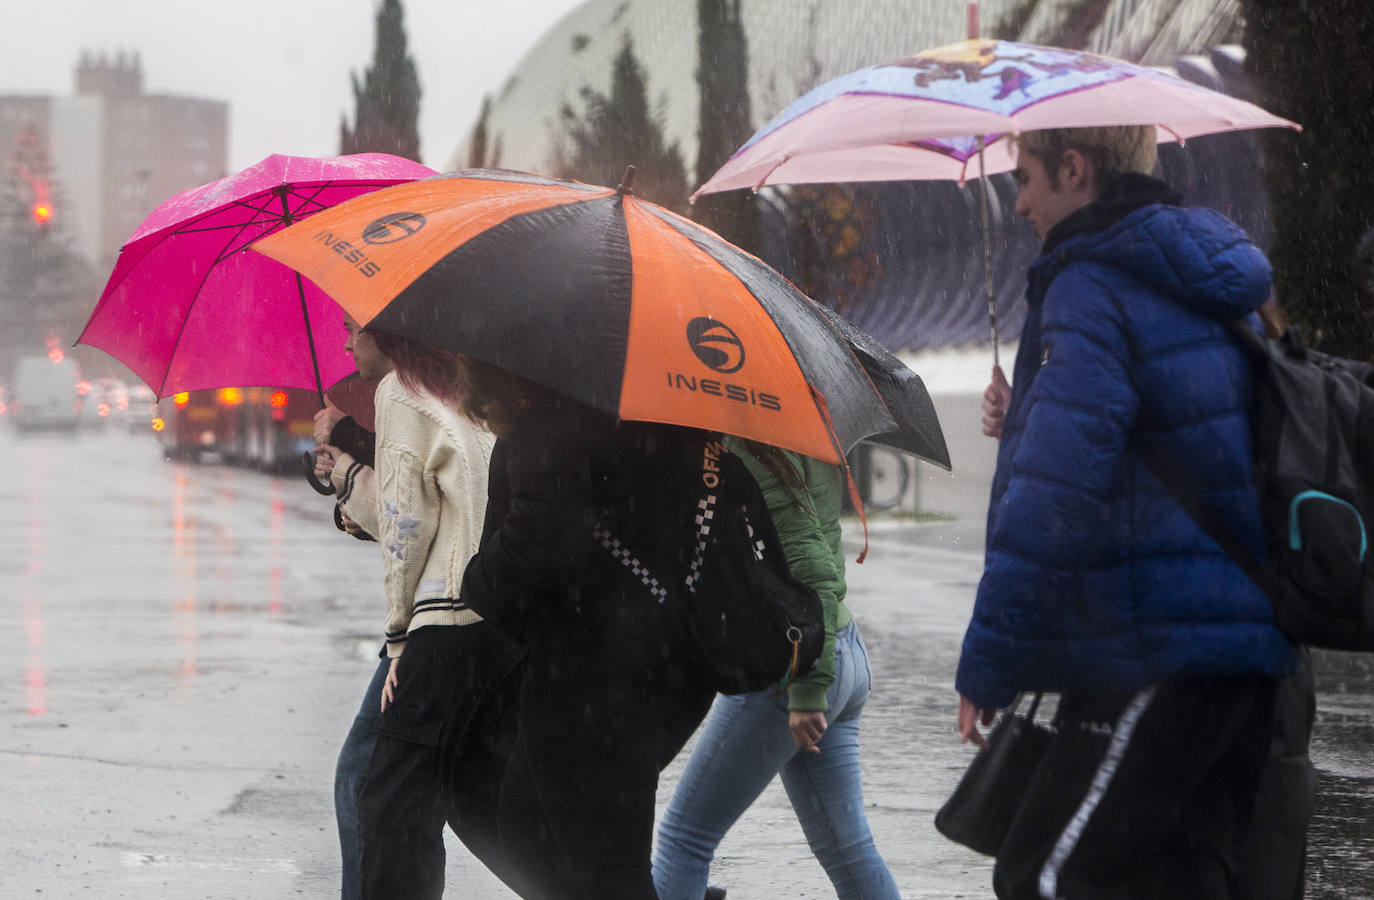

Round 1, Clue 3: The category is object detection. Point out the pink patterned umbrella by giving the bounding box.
[693,38,1299,363]
[77,152,435,400]
[695,38,1300,195]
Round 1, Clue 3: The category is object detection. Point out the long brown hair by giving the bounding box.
[739,438,814,516]
[367,330,462,405]
[451,355,550,436]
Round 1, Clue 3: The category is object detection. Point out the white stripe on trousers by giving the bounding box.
[1038,685,1158,900]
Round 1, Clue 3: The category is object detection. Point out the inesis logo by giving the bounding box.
[667,316,781,412]
[309,211,425,279]
[687,317,745,374]
[361,212,427,245]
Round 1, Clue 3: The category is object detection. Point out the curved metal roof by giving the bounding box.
[463,0,1262,352]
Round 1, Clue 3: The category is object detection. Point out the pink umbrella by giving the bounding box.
[695,38,1299,194]
[693,38,1300,364]
[77,152,436,400]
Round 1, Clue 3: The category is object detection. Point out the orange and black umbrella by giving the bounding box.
[253,168,947,467]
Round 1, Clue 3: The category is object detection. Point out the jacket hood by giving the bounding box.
[1034,186,1272,321]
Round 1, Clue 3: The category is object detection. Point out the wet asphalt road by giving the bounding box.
[0,419,1369,898]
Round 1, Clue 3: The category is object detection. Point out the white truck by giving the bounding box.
[11,356,81,431]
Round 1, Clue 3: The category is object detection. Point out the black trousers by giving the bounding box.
[1236,655,1316,900]
[355,623,520,900]
[994,674,1279,900]
[495,601,715,900]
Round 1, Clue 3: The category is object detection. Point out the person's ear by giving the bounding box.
[1059,148,1093,193]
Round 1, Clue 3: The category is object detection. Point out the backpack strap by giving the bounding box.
[1139,446,1264,579]
[1138,317,1284,602]
[592,523,670,604]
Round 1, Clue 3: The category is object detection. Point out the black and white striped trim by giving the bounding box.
[684,493,765,594]
[685,494,717,593]
[594,524,670,604]
[413,598,469,616]
[1037,685,1157,899]
[338,459,367,505]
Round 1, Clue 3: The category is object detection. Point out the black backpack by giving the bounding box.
[595,437,826,694]
[1146,321,1374,651]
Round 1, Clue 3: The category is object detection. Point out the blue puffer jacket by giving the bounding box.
[955,198,1299,710]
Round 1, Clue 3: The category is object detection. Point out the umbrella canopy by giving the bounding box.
[77,152,436,399]
[812,302,947,466]
[253,168,948,467]
[695,38,1300,196]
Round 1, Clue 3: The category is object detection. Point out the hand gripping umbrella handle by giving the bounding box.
[302,451,336,495]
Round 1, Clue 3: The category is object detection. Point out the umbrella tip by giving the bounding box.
[617,165,637,196]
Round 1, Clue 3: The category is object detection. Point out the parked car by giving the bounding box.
[126,384,157,433]
[78,377,131,431]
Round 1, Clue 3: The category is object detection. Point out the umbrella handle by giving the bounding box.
[302,451,337,495]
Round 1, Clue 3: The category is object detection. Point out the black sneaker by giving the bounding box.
[705,888,727,900]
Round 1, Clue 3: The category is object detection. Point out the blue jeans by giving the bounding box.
[335,655,389,900]
[653,622,899,900]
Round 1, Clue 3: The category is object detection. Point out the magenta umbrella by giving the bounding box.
[77,152,435,401]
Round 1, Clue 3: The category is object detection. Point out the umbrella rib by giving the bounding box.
[277,186,328,404]
[209,192,310,263]
[154,240,235,398]
[92,198,271,301]
[153,196,284,396]
[284,181,352,218]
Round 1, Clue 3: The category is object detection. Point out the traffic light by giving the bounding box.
[31,199,53,228]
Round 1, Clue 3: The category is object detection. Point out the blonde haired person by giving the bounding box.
[956,125,1298,899]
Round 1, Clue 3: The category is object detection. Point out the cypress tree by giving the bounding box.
[340,0,422,162]
[694,0,761,254]
[468,95,492,169]
[558,35,689,211]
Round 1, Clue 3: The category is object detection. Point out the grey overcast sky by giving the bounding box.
[2,0,586,172]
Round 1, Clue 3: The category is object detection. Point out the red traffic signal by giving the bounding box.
[31,200,53,227]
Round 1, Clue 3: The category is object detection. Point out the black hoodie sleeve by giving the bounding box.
[461,404,597,626]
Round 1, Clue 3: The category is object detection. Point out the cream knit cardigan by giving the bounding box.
[331,373,494,657]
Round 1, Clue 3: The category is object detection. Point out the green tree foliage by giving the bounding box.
[340,0,422,162]
[1241,0,1374,360]
[785,183,885,317]
[768,8,882,314]
[694,0,762,254]
[0,203,100,379]
[558,35,689,211]
[0,135,101,378]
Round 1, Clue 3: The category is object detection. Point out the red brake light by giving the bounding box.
[269,391,289,408]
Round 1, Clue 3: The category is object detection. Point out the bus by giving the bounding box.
[155,386,320,471]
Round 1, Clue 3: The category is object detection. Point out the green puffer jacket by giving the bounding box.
[724,436,852,712]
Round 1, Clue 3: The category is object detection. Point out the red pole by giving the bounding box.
[967,1,979,39]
